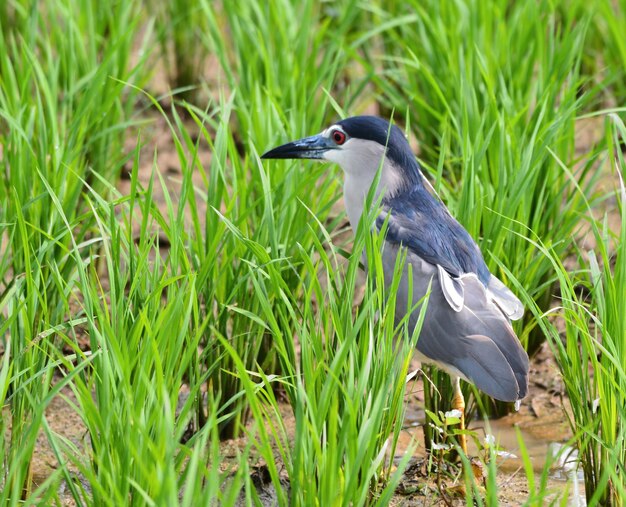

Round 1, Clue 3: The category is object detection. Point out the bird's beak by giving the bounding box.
[261,134,335,160]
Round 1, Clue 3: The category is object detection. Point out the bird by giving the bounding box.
[261,115,529,454]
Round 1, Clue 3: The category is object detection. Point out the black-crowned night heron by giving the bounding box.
[262,116,529,454]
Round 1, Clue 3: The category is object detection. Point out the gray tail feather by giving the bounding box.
[455,333,529,402]
[478,317,529,400]
[458,278,529,401]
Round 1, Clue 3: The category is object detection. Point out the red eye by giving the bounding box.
[332,129,346,145]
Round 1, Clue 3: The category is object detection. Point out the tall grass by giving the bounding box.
[200,0,365,145]
[149,0,209,103]
[59,179,243,505]
[0,0,150,499]
[528,114,626,506]
[581,0,626,105]
[187,0,367,438]
[213,183,426,505]
[2,0,626,504]
[145,93,345,438]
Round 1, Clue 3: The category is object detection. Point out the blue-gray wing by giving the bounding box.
[376,203,491,283]
[377,206,523,321]
[379,211,528,401]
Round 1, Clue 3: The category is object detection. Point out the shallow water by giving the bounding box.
[398,401,587,505]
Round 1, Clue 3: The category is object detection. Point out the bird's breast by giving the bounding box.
[343,177,370,232]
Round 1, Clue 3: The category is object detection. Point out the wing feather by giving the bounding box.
[437,264,464,312]
[385,246,529,402]
[377,194,528,401]
[487,275,524,320]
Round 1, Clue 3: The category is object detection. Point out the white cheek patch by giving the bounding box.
[324,138,383,174]
[323,145,349,164]
[324,138,404,197]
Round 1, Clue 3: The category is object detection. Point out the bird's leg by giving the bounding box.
[451,376,467,455]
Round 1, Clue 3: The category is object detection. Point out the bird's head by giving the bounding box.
[261,116,422,197]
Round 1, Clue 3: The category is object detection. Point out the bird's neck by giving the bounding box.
[343,172,424,233]
[343,174,370,232]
